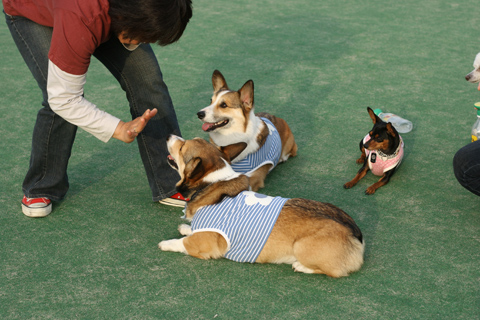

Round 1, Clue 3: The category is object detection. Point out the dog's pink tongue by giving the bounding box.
[477,82,480,91]
[202,122,214,131]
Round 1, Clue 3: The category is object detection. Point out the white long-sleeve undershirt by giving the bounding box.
[47,60,121,142]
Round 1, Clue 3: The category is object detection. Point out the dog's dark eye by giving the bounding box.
[375,137,383,142]
[220,102,227,108]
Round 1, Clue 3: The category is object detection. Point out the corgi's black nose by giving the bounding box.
[197,111,205,119]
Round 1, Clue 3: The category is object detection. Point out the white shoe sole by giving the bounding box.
[159,198,187,208]
[22,203,52,218]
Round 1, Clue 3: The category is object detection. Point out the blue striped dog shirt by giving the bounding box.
[190,191,289,263]
[230,117,282,175]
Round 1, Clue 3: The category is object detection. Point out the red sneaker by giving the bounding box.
[21,196,52,217]
[159,192,190,207]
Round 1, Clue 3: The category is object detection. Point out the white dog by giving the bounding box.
[465,52,480,88]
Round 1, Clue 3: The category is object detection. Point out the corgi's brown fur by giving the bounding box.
[197,70,297,191]
[159,135,364,277]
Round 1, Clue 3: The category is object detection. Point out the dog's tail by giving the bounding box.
[342,236,365,276]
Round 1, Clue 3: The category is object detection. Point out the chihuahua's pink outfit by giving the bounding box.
[363,134,404,176]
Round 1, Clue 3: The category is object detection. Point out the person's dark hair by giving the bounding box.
[109,0,193,46]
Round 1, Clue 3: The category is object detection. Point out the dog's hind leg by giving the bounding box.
[356,140,367,164]
[292,261,315,274]
[291,230,354,278]
[280,131,297,162]
[365,168,396,195]
[182,231,228,260]
[281,139,297,163]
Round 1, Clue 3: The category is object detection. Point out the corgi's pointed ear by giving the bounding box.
[239,80,254,111]
[386,122,397,137]
[185,157,204,180]
[367,107,381,124]
[212,70,228,91]
[220,142,248,162]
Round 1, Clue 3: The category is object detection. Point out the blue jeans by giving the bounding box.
[453,140,480,197]
[5,12,181,202]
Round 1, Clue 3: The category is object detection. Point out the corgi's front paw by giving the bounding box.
[158,238,187,253]
[178,224,192,236]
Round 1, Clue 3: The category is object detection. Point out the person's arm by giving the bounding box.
[47,60,157,143]
[47,60,120,142]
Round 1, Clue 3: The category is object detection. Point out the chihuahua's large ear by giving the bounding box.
[212,70,228,92]
[367,107,381,124]
[185,157,204,180]
[239,80,254,112]
[386,122,397,137]
[220,142,248,162]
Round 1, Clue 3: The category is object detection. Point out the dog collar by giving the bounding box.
[189,178,246,202]
[189,184,212,202]
[376,137,403,160]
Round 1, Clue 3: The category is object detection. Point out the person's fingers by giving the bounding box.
[119,108,158,142]
[144,108,158,120]
[134,117,147,133]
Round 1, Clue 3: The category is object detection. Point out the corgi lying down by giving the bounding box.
[158,135,364,277]
[197,70,297,191]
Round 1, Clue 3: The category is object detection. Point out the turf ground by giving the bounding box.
[1,0,479,319]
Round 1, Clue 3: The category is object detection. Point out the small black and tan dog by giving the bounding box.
[344,107,404,195]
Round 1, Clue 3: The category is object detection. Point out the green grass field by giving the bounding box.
[1,0,479,319]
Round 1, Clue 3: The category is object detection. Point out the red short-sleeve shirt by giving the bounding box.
[3,0,112,75]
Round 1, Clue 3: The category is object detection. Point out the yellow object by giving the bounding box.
[472,135,478,142]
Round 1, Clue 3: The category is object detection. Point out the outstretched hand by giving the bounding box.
[113,108,158,143]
